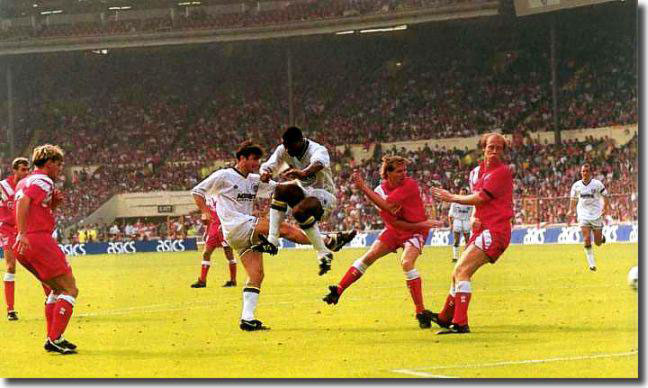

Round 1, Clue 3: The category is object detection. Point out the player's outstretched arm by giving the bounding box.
[351,171,400,215]
[390,218,443,232]
[431,187,486,206]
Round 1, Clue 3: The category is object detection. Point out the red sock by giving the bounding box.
[49,296,74,340]
[406,277,425,314]
[452,292,472,326]
[437,294,455,324]
[45,297,56,335]
[199,261,210,283]
[338,266,364,294]
[228,261,237,282]
[4,280,15,312]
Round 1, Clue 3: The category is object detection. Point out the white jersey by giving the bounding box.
[449,203,473,221]
[260,138,335,194]
[469,165,480,192]
[570,179,607,220]
[191,167,275,238]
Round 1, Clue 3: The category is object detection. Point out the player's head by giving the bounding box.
[32,144,64,179]
[235,141,264,173]
[479,132,508,163]
[282,126,306,157]
[580,163,592,181]
[380,155,409,185]
[11,157,29,181]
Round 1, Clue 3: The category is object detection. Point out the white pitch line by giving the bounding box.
[391,369,456,378]
[394,351,638,373]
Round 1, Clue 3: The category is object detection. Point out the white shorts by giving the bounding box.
[452,219,471,234]
[579,217,604,229]
[294,181,338,221]
[223,215,260,256]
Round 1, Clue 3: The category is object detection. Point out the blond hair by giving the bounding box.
[32,144,64,168]
[380,155,409,180]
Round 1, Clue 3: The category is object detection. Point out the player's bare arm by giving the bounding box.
[431,187,487,206]
[14,195,31,255]
[390,218,443,232]
[282,161,324,180]
[192,194,212,223]
[351,170,400,215]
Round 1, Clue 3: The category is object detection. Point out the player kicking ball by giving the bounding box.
[192,141,322,331]
[323,156,442,328]
[257,126,356,275]
[568,163,609,271]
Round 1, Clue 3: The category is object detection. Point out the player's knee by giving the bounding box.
[273,184,305,207]
[293,197,324,229]
[67,287,79,299]
[6,262,15,273]
[594,239,603,246]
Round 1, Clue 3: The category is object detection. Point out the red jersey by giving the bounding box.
[472,160,514,234]
[0,175,18,227]
[206,195,222,226]
[15,170,56,234]
[374,177,428,238]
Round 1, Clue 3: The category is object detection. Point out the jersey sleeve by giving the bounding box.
[260,146,285,175]
[570,182,579,199]
[250,174,276,199]
[23,178,52,205]
[479,166,512,202]
[191,170,226,198]
[309,143,331,168]
[598,181,608,196]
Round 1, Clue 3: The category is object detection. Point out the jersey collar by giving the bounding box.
[231,167,248,178]
[296,140,310,160]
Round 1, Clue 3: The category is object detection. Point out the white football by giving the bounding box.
[627,266,638,290]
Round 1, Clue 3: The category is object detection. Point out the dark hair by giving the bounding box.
[235,141,263,160]
[12,157,29,170]
[282,126,303,145]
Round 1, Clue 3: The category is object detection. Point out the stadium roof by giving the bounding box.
[1,0,243,18]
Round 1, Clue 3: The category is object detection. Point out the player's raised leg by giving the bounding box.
[323,239,392,305]
[292,197,334,275]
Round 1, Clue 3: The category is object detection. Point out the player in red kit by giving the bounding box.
[14,144,77,354]
[0,157,30,320]
[430,133,513,334]
[323,156,442,328]
[191,195,237,288]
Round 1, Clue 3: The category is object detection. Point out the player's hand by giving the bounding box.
[281,168,304,180]
[471,217,482,231]
[260,172,272,183]
[13,233,30,256]
[423,219,444,229]
[431,187,454,203]
[51,189,64,207]
[351,170,366,190]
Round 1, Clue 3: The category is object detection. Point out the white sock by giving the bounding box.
[4,272,15,282]
[268,208,285,247]
[452,246,458,259]
[455,280,472,293]
[404,268,420,281]
[241,287,260,321]
[585,247,596,268]
[352,258,368,274]
[201,260,211,267]
[303,224,331,257]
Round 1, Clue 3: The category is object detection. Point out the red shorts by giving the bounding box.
[204,221,227,249]
[468,227,511,263]
[378,228,428,253]
[16,232,71,281]
[0,224,17,252]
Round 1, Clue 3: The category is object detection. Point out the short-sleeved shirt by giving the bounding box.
[14,170,56,234]
[449,203,473,221]
[570,179,607,220]
[374,177,428,239]
[472,160,514,235]
[0,175,18,227]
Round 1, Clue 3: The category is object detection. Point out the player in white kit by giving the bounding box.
[448,188,473,262]
[568,163,609,271]
[258,127,356,276]
[191,141,313,331]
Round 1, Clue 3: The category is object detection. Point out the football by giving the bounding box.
[627,266,638,290]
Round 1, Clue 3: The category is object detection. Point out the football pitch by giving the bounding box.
[0,243,638,378]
